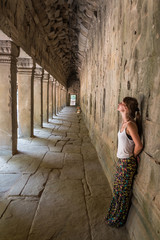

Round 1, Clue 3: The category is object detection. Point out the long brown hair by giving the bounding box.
[123,97,142,136]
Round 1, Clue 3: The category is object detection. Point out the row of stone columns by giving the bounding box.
[0,40,67,155]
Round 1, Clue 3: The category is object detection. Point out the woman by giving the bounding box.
[105,97,143,227]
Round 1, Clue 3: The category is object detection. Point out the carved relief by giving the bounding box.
[0,40,19,63]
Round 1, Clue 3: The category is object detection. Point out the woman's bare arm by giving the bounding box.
[127,122,143,157]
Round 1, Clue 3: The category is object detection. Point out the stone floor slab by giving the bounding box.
[0,199,38,240]
[62,145,81,153]
[41,152,64,169]
[60,153,84,180]
[0,199,11,218]
[0,173,22,193]
[0,153,43,174]
[49,145,63,152]
[28,178,91,240]
[8,173,31,196]
[21,168,49,196]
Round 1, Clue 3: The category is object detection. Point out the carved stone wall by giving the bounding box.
[80,1,160,240]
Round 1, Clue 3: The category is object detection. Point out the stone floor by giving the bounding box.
[0,107,130,240]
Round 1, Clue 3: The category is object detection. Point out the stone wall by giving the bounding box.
[80,1,160,239]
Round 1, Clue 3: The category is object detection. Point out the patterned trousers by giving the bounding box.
[105,156,137,227]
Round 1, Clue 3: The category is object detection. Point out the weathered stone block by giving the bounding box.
[41,152,64,169]
[0,199,38,240]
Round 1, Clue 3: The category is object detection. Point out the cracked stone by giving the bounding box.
[41,152,64,169]
[0,199,38,240]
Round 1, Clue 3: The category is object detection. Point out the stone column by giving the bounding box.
[34,65,43,128]
[53,79,56,116]
[0,41,19,154]
[59,83,61,112]
[67,92,70,106]
[56,81,59,114]
[61,86,65,109]
[48,75,53,120]
[63,87,67,108]
[43,71,49,123]
[64,88,67,107]
[60,86,63,110]
[17,57,35,138]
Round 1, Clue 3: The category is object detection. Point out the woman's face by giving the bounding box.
[117,101,128,112]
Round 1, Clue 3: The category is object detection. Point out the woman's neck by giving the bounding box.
[121,113,131,123]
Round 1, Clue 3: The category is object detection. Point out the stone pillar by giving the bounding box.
[17,57,35,138]
[61,86,65,109]
[59,83,61,112]
[67,92,70,106]
[48,75,53,120]
[43,71,49,123]
[60,86,63,110]
[64,89,67,107]
[56,81,59,114]
[34,65,43,128]
[53,79,56,116]
[0,41,19,154]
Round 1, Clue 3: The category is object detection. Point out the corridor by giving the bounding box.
[0,107,129,240]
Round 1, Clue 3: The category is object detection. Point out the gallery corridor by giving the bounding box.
[0,107,129,240]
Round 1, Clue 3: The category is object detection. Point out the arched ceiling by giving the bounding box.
[31,0,99,81]
[0,0,100,86]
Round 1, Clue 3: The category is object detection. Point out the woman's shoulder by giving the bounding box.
[127,120,138,131]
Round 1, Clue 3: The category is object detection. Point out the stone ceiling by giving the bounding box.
[0,0,100,86]
[31,0,99,80]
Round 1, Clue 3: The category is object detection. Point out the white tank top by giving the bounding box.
[117,125,135,159]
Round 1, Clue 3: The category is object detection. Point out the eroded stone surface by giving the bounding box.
[28,179,91,240]
[0,199,38,240]
[60,153,84,180]
[0,174,21,193]
[41,152,64,169]
[21,168,49,196]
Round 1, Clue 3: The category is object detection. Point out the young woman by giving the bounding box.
[105,97,143,227]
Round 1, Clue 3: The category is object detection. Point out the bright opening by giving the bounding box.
[70,95,76,106]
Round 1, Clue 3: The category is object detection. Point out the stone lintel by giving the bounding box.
[17,58,34,75]
[0,40,19,56]
[34,67,43,79]
[53,78,56,84]
[43,71,49,82]
[17,58,33,67]
[0,40,19,64]
[49,75,53,82]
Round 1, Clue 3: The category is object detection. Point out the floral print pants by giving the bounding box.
[105,156,137,227]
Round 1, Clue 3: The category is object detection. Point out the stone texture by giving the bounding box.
[41,152,64,169]
[43,72,49,123]
[62,144,81,154]
[60,153,84,180]
[0,173,21,193]
[8,174,30,196]
[17,57,34,138]
[34,66,43,128]
[79,1,160,239]
[28,178,91,240]
[0,153,43,174]
[21,168,49,196]
[0,199,38,240]
[0,40,19,154]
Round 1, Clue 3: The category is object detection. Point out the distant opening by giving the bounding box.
[70,95,76,106]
